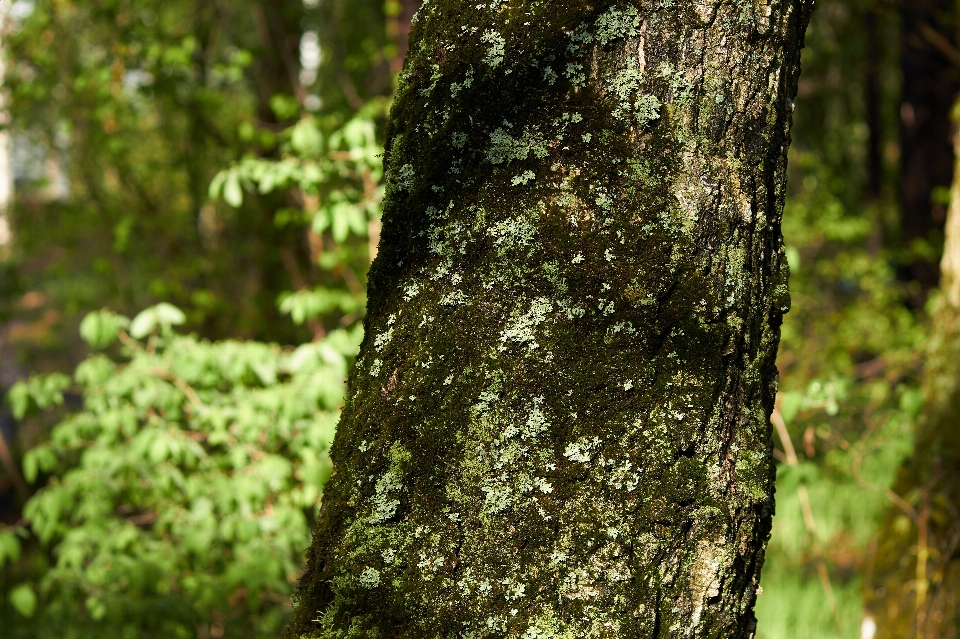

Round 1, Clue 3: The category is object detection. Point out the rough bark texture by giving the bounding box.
[869,118,960,639]
[290,1,810,636]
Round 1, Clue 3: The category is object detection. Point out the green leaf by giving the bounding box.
[80,309,131,349]
[0,528,22,567]
[779,391,803,424]
[75,356,117,386]
[22,451,38,484]
[269,94,300,121]
[10,584,37,618]
[208,170,227,200]
[290,119,323,157]
[223,170,243,208]
[130,303,186,339]
[785,244,801,271]
[8,382,30,420]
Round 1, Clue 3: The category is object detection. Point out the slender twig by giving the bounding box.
[149,369,207,412]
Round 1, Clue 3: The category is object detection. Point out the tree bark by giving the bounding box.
[290,1,811,636]
[869,110,960,639]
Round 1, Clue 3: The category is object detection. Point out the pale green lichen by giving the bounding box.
[481,29,506,68]
[485,127,549,165]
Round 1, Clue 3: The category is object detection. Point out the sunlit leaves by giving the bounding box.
[210,112,384,239]
[0,527,24,569]
[9,584,37,618]
[79,310,130,349]
[278,287,364,325]
[128,302,186,339]
[7,310,362,636]
[8,373,70,420]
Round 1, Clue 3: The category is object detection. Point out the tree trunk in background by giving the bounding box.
[899,0,959,293]
[0,0,13,257]
[864,2,883,203]
[289,0,811,636]
[869,111,960,639]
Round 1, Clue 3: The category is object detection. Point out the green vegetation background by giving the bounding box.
[0,0,934,637]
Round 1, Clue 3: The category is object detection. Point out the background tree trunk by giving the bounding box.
[0,0,13,257]
[898,0,959,295]
[869,108,960,639]
[290,0,811,636]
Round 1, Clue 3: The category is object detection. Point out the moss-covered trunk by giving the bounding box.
[290,1,810,636]
[869,112,960,639]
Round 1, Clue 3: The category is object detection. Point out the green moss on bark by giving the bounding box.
[289,1,811,637]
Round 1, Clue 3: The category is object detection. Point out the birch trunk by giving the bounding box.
[290,1,811,636]
[0,0,13,255]
[869,109,960,639]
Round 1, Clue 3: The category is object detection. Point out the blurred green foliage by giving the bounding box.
[1,0,393,362]
[1,0,394,635]
[0,308,361,637]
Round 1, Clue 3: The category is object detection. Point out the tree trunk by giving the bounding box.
[898,0,959,294]
[0,0,13,256]
[290,1,811,636]
[868,109,960,639]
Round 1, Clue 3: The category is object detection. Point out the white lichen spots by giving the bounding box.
[369,474,402,524]
[505,581,526,600]
[623,379,634,391]
[595,191,612,210]
[499,297,552,350]
[563,436,600,463]
[374,326,394,349]
[481,30,506,68]
[608,67,644,121]
[571,253,585,264]
[395,163,415,190]
[449,66,475,98]
[441,289,468,306]
[520,614,569,639]
[488,214,537,249]
[534,476,554,493]
[688,539,726,627]
[519,398,551,439]
[511,170,536,186]
[481,482,514,515]
[634,94,661,126]
[358,567,381,588]
[607,458,640,491]
[402,282,421,301]
[582,132,592,143]
[564,62,585,86]
[593,4,642,45]
[369,358,382,377]
[368,444,411,524]
[543,66,558,85]
[451,132,468,149]
[661,61,694,106]
[486,127,549,165]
